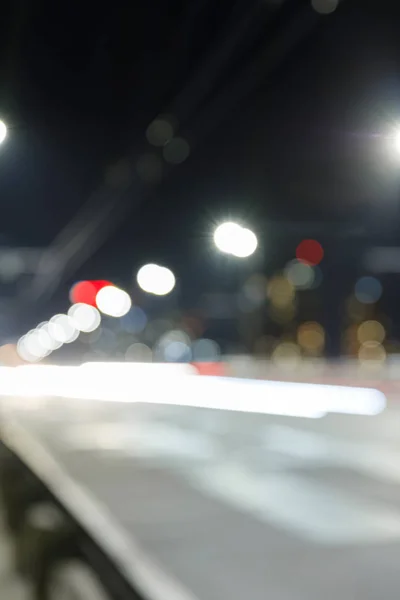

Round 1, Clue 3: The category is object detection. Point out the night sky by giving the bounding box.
[1,0,400,353]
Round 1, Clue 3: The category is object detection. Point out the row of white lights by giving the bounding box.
[16,224,258,363]
[17,285,132,363]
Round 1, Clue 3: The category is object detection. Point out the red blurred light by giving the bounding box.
[296,239,324,266]
[70,280,112,306]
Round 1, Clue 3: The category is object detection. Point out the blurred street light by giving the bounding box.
[96,285,132,317]
[214,222,258,258]
[137,264,176,295]
[394,130,400,154]
[0,120,7,144]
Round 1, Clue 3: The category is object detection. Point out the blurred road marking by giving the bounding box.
[265,424,400,483]
[187,464,400,545]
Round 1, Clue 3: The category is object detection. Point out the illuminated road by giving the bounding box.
[2,395,400,600]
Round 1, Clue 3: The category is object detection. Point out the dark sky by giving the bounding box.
[1,0,400,337]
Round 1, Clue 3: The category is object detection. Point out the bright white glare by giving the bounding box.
[0,120,7,144]
[96,286,132,317]
[37,322,62,351]
[394,130,400,154]
[214,222,242,254]
[69,303,101,332]
[214,222,257,258]
[49,314,79,344]
[231,228,258,258]
[0,363,386,419]
[137,264,176,296]
[17,335,40,363]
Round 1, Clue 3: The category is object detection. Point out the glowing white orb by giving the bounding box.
[37,322,62,351]
[96,286,132,317]
[69,303,101,332]
[231,227,258,258]
[214,222,242,254]
[394,130,400,154]
[48,314,79,344]
[214,222,257,258]
[0,121,7,144]
[137,264,176,296]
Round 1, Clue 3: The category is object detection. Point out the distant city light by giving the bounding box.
[394,130,400,155]
[125,343,153,362]
[231,228,258,258]
[48,314,79,344]
[68,303,101,333]
[0,120,7,144]
[297,322,325,354]
[284,259,315,289]
[357,320,386,345]
[120,306,147,333]
[355,276,382,304]
[96,285,132,317]
[137,263,176,295]
[70,280,112,307]
[358,341,386,366]
[311,0,338,14]
[17,330,49,363]
[214,222,258,258]
[267,275,295,308]
[192,338,221,362]
[296,239,324,266]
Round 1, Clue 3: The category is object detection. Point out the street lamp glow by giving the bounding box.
[214,222,258,258]
[137,263,176,295]
[96,285,132,317]
[0,120,7,144]
[68,303,101,332]
[394,130,400,154]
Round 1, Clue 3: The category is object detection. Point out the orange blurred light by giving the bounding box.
[296,239,324,266]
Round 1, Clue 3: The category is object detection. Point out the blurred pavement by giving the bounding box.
[3,395,400,600]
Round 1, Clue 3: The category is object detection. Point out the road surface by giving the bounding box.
[1,392,400,600]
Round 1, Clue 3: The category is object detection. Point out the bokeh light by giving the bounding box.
[146,118,174,147]
[272,342,301,367]
[119,307,147,334]
[358,341,386,366]
[267,275,295,308]
[37,323,62,351]
[0,120,7,144]
[48,314,79,344]
[125,343,153,362]
[192,338,221,362]
[394,130,400,155]
[231,228,258,258]
[154,330,192,362]
[70,280,112,307]
[269,303,297,325]
[214,222,242,254]
[357,320,386,345]
[296,239,324,266]
[214,222,257,258]
[137,264,176,295]
[311,0,339,14]
[284,259,315,290]
[68,303,101,333]
[297,322,325,354]
[355,276,382,304]
[162,137,190,164]
[96,286,132,317]
[17,330,50,362]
